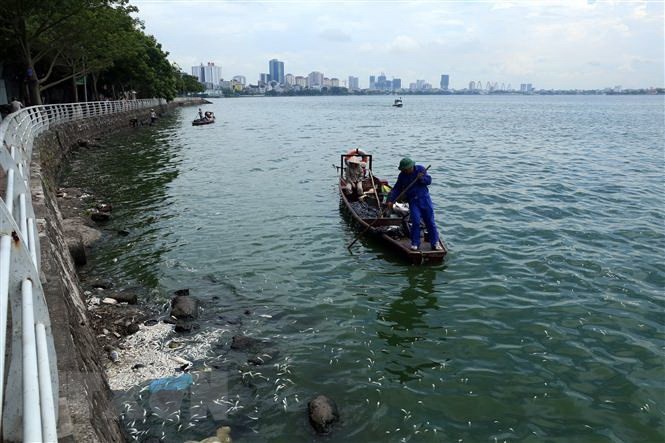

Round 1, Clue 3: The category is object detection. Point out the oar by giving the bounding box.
[367,169,382,211]
[347,165,431,250]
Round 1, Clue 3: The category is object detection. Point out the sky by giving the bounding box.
[131,0,664,90]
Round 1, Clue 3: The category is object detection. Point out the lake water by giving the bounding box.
[62,95,664,442]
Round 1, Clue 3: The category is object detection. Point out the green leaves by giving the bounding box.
[3,0,183,103]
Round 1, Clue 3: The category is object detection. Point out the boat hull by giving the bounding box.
[192,118,215,126]
[339,180,446,265]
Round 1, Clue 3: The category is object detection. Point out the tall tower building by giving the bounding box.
[440,74,449,90]
[307,71,324,88]
[348,76,359,90]
[191,62,222,88]
[377,73,387,90]
[369,75,376,90]
[269,59,285,85]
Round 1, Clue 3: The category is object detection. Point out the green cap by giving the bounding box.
[398,157,415,170]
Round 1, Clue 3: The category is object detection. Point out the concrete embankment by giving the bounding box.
[29,99,206,442]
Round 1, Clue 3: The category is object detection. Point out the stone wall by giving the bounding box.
[29,99,205,442]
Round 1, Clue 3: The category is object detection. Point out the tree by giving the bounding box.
[174,70,204,95]
[0,0,123,104]
[0,0,180,103]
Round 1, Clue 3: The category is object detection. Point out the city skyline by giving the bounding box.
[133,0,664,90]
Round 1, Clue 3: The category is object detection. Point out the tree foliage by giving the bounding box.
[0,0,186,104]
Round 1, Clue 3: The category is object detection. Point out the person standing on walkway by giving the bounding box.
[385,157,442,251]
[10,97,24,113]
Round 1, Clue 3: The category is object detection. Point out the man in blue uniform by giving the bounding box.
[385,157,442,251]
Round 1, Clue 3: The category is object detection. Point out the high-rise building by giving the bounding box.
[308,71,324,88]
[416,79,426,90]
[269,59,285,85]
[232,75,246,86]
[330,78,340,87]
[191,62,222,88]
[392,78,401,90]
[377,73,387,90]
[440,74,449,90]
[520,83,533,92]
[369,76,376,90]
[260,73,271,85]
[295,76,306,87]
[348,76,359,90]
[285,73,295,86]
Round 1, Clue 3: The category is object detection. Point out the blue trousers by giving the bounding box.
[410,202,439,247]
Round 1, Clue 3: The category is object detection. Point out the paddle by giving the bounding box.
[347,165,431,250]
[367,169,382,210]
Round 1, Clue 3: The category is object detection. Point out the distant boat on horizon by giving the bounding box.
[392,97,403,108]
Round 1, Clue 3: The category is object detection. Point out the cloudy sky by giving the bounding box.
[131,0,664,89]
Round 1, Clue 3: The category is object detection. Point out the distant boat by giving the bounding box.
[192,111,215,126]
[392,97,403,108]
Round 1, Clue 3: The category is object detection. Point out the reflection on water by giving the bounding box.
[63,95,664,442]
[378,268,442,383]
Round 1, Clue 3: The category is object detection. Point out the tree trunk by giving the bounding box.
[91,72,99,101]
[72,71,79,102]
[23,53,42,105]
[28,69,42,106]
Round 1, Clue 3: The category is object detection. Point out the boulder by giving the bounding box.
[108,289,138,305]
[62,217,102,246]
[66,234,87,267]
[96,203,113,213]
[217,427,232,443]
[170,294,198,319]
[90,211,111,222]
[308,395,339,434]
[230,335,259,351]
[89,279,113,289]
[174,320,199,333]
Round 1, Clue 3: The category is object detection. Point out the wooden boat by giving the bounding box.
[339,150,447,265]
[192,111,215,126]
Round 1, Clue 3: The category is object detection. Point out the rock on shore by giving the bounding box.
[170,290,199,319]
[308,395,339,434]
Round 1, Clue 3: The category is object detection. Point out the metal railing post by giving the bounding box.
[1,97,171,442]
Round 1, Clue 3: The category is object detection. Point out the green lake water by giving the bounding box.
[62,95,664,442]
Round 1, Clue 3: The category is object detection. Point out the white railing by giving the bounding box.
[0,98,164,442]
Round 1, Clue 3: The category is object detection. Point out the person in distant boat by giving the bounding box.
[344,156,365,196]
[198,108,204,119]
[204,111,213,120]
[385,157,442,251]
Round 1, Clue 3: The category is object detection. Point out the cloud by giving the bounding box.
[387,35,420,53]
[130,0,663,89]
[492,1,518,11]
[319,28,352,42]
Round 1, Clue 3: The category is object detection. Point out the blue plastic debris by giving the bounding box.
[148,373,193,393]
